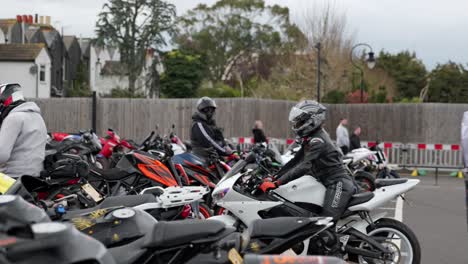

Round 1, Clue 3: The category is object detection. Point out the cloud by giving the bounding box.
[1,0,467,68]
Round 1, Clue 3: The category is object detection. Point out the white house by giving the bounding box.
[0,44,51,98]
[96,49,163,97]
[0,29,5,44]
[89,44,112,92]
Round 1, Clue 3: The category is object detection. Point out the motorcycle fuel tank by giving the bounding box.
[273,176,326,207]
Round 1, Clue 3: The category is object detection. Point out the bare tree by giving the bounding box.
[299,1,356,98]
[250,1,361,101]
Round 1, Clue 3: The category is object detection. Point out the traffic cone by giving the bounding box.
[457,170,465,179]
[411,169,418,177]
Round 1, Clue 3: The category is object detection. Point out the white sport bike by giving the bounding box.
[210,152,421,264]
[282,143,378,191]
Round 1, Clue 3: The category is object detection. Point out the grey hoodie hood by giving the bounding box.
[10,101,41,114]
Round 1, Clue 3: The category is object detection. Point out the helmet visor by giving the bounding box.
[289,107,310,129]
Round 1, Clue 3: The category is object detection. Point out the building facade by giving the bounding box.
[0,44,51,98]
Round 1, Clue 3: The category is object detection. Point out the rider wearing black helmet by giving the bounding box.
[190,97,232,159]
[259,100,355,220]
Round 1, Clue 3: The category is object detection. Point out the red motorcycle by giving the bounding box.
[97,128,138,169]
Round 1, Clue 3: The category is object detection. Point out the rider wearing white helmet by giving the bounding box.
[259,100,355,220]
[0,83,47,178]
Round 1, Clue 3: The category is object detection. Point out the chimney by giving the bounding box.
[21,15,27,44]
[39,16,44,24]
[35,14,38,23]
[45,16,51,25]
[16,15,22,23]
[28,15,33,24]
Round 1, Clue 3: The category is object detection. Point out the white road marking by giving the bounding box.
[395,195,404,221]
[378,207,397,210]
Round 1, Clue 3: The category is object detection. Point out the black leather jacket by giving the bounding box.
[190,112,228,157]
[276,128,351,186]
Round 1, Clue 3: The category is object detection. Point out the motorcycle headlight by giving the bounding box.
[212,188,230,204]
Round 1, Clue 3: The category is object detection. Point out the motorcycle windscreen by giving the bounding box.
[461,111,468,230]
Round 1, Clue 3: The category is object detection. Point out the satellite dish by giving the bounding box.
[30,65,38,74]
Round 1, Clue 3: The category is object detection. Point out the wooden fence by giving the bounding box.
[30,98,468,144]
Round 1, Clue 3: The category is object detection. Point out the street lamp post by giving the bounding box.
[315,42,321,102]
[350,43,376,103]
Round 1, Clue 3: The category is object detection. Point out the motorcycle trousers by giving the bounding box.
[321,177,355,221]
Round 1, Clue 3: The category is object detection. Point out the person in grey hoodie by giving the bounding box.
[336,118,350,154]
[0,83,47,178]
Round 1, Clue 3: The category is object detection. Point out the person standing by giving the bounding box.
[252,120,267,143]
[336,118,350,154]
[460,112,468,230]
[349,126,362,151]
[0,83,47,178]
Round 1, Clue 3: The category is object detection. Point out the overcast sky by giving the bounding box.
[1,0,467,69]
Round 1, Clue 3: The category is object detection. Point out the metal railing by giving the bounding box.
[231,138,464,185]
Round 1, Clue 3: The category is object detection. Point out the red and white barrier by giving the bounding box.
[231,137,462,151]
[230,137,464,168]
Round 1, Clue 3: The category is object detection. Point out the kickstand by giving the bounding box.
[400,195,413,207]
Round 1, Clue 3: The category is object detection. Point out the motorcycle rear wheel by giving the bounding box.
[351,218,421,264]
[354,171,376,192]
[196,203,213,219]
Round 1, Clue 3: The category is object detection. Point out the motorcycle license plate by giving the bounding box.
[228,248,243,264]
[81,183,103,202]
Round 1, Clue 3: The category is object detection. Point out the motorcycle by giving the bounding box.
[90,133,213,219]
[5,175,210,222]
[283,141,377,192]
[210,152,421,263]
[45,129,103,170]
[0,195,348,263]
[1,194,343,264]
[368,142,401,179]
[97,128,137,169]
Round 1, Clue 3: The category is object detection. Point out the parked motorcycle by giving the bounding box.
[1,194,341,264]
[97,128,138,169]
[369,142,401,179]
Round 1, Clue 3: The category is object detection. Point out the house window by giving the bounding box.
[39,65,45,82]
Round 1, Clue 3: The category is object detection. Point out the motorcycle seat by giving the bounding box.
[250,217,317,238]
[92,167,132,180]
[375,178,408,188]
[347,192,374,207]
[63,194,156,219]
[149,220,227,248]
